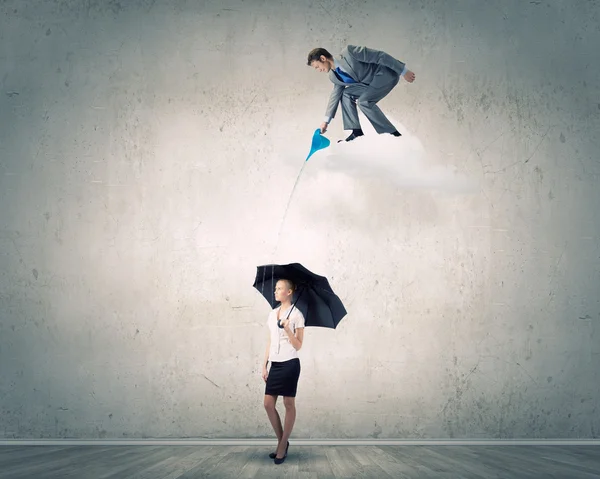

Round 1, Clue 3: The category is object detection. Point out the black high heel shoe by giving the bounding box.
[270,440,289,461]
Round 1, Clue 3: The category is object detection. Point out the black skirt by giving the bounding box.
[265,358,301,397]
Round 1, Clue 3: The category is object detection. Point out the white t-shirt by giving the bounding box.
[267,305,305,362]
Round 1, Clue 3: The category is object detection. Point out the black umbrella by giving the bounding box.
[252,262,347,329]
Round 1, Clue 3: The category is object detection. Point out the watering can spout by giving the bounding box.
[306,128,331,161]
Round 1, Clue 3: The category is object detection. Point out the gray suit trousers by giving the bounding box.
[341,65,400,133]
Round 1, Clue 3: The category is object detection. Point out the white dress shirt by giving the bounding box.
[267,305,305,362]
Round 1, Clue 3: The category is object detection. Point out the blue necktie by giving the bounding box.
[335,67,355,83]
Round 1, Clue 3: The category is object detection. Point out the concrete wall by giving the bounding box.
[1,0,599,439]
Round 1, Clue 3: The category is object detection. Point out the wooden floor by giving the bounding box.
[0,445,599,478]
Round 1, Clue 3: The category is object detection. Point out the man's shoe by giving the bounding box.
[338,131,364,143]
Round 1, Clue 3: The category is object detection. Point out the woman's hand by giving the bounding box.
[262,367,268,382]
[280,318,291,331]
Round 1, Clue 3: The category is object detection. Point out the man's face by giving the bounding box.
[311,56,331,73]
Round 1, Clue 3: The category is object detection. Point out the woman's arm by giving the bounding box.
[284,325,304,351]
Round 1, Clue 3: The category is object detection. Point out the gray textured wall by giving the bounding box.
[1,0,599,439]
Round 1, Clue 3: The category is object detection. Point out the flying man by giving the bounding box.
[307,45,416,142]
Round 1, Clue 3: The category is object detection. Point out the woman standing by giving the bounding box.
[262,278,305,465]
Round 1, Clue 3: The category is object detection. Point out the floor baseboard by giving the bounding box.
[1,439,599,446]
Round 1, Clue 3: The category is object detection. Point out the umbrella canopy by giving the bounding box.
[305,128,330,161]
[253,262,347,329]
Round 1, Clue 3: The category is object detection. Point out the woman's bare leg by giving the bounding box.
[276,396,296,458]
[264,395,283,444]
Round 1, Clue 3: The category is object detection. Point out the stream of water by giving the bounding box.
[260,160,308,307]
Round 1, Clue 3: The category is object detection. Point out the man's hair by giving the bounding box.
[307,47,333,66]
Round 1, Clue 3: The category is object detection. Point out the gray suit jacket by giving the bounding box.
[324,45,406,121]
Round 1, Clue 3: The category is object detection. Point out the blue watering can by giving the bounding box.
[305,128,330,161]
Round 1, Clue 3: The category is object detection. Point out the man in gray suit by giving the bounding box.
[307,45,415,142]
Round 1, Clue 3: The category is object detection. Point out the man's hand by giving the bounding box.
[319,122,328,133]
[403,70,416,83]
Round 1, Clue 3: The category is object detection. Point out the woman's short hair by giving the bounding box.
[279,278,296,292]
